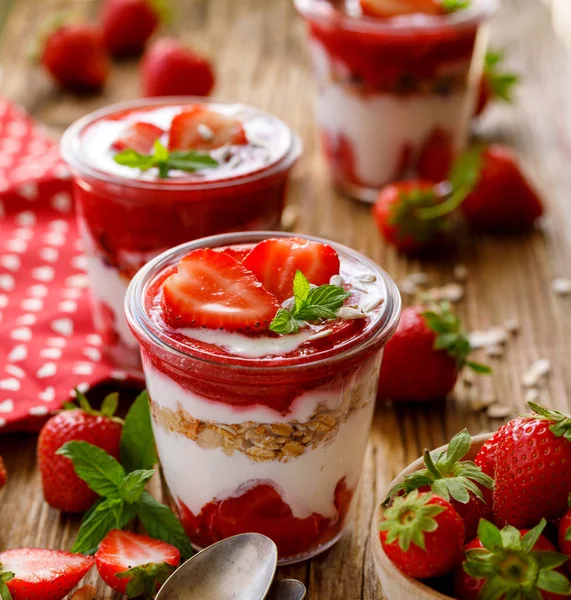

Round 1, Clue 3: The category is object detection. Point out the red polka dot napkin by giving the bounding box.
[0,98,142,433]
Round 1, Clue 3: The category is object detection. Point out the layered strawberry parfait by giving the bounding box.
[295,0,497,201]
[125,232,401,563]
[60,98,301,368]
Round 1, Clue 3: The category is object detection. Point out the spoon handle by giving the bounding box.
[265,578,307,600]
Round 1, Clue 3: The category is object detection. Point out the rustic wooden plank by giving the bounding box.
[1,0,571,598]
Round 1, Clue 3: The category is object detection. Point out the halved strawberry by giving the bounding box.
[360,0,444,18]
[111,122,164,154]
[162,248,280,331]
[243,238,341,303]
[0,548,94,600]
[94,530,180,597]
[168,108,247,151]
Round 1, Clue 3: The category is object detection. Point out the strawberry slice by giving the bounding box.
[111,122,164,154]
[169,107,247,151]
[162,248,280,331]
[94,530,180,597]
[360,0,444,18]
[220,247,250,263]
[0,548,94,600]
[243,238,341,303]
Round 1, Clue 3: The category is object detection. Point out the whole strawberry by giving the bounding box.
[39,20,109,92]
[377,302,490,402]
[380,490,465,579]
[417,128,454,183]
[372,180,459,254]
[454,519,571,599]
[141,37,215,97]
[454,145,544,232]
[474,50,519,118]
[474,420,516,478]
[494,402,571,529]
[558,497,571,563]
[37,392,123,513]
[385,430,494,541]
[100,0,165,58]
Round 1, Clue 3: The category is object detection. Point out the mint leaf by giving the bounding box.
[119,470,155,504]
[269,271,350,335]
[57,441,125,498]
[114,141,218,179]
[72,497,132,554]
[121,391,158,473]
[137,491,193,559]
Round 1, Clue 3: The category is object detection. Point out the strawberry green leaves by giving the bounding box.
[463,519,571,599]
[384,429,493,506]
[379,490,445,552]
[269,271,350,335]
[58,391,192,558]
[422,301,491,374]
[0,567,14,600]
[528,401,571,442]
[484,50,519,103]
[64,390,122,423]
[117,562,177,599]
[114,140,218,179]
[441,0,470,12]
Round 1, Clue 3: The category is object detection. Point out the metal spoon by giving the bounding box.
[155,533,278,600]
[266,578,307,600]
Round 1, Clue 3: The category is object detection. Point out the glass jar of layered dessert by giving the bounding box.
[125,232,401,564]
[60,98,301,369]
[295,0,497,202]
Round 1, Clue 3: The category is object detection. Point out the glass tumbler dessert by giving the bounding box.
[295,0,498,201]
[125,231,401,564]
[60,98,301,369]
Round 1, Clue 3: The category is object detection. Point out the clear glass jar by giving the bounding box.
[60,98,301,369]
[295,0,498,202]
[125,231,401,564]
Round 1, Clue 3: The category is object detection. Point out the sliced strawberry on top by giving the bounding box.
[168,107,247,151]
[0,548,94,600]
[94,530,180,597]
[220,246,250,263]
[162,248,280,331]
[243,238,341,303]
[111,122,164,154]
[360,0,444,18]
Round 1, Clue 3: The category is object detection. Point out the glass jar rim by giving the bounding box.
[60,96,302,191]
[294,0,498,36]
[125,231,402,373]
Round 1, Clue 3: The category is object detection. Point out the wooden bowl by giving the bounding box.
[370,433,493,600]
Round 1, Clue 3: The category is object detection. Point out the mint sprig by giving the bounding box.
[114,140,218,179]
[57,391,192,558]
[269,271,350,335]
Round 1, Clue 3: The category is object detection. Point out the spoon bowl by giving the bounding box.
[156,533,278,600]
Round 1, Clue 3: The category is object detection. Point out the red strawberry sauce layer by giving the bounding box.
[139,245,386,414]
[173,478,352,559]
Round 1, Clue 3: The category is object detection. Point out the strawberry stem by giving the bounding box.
[416,184,471,221]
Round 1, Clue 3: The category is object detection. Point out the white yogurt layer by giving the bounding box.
[309,40,472,190]
[152,357,379,519]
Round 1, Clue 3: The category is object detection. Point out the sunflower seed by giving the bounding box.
[330,275,345,287]
[485,345,505,358]
[525,388,540,403]
[307,328,333,341]
[362,296,384,312]
[521,359,551,387]
[424,283,464,303]
[399,279,418,295]
[470,394,497,412]
[197,123,214,141]
[469,327,509,349]
[351,279,368,293]
[337,306,366,320]
[357,274,377,283]
[552,277,571,296]
[453,264,468,281]
[487,404,513,419]
[282,297,295,311]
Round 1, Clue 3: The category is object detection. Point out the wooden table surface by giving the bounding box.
[1,0,571,598]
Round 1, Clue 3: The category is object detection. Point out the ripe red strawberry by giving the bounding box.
[100,0,164,58]
[111,122,164,154]
[474,420,516,478]
[377,303,490,402]
[0,456,6,489]
[558,498,571,562]
[454,145,544,232]
[417,128,454,183]
[372,180,462,254]
[494,403,571,529]
[142,37,215,97]
[37,392,123,513]
[162,248,280,331]
[360,0,444,18]
[0,549,94,600]
[95,530,180,597]
[380,490,465,579]
[384,430,494,541]
[454,519,571,599]
[474,50,518,117]
[243,238,341,303]
[168,107,247,152]
[39,21,109,92]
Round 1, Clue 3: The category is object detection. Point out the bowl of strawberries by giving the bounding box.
[371,403,571,599]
